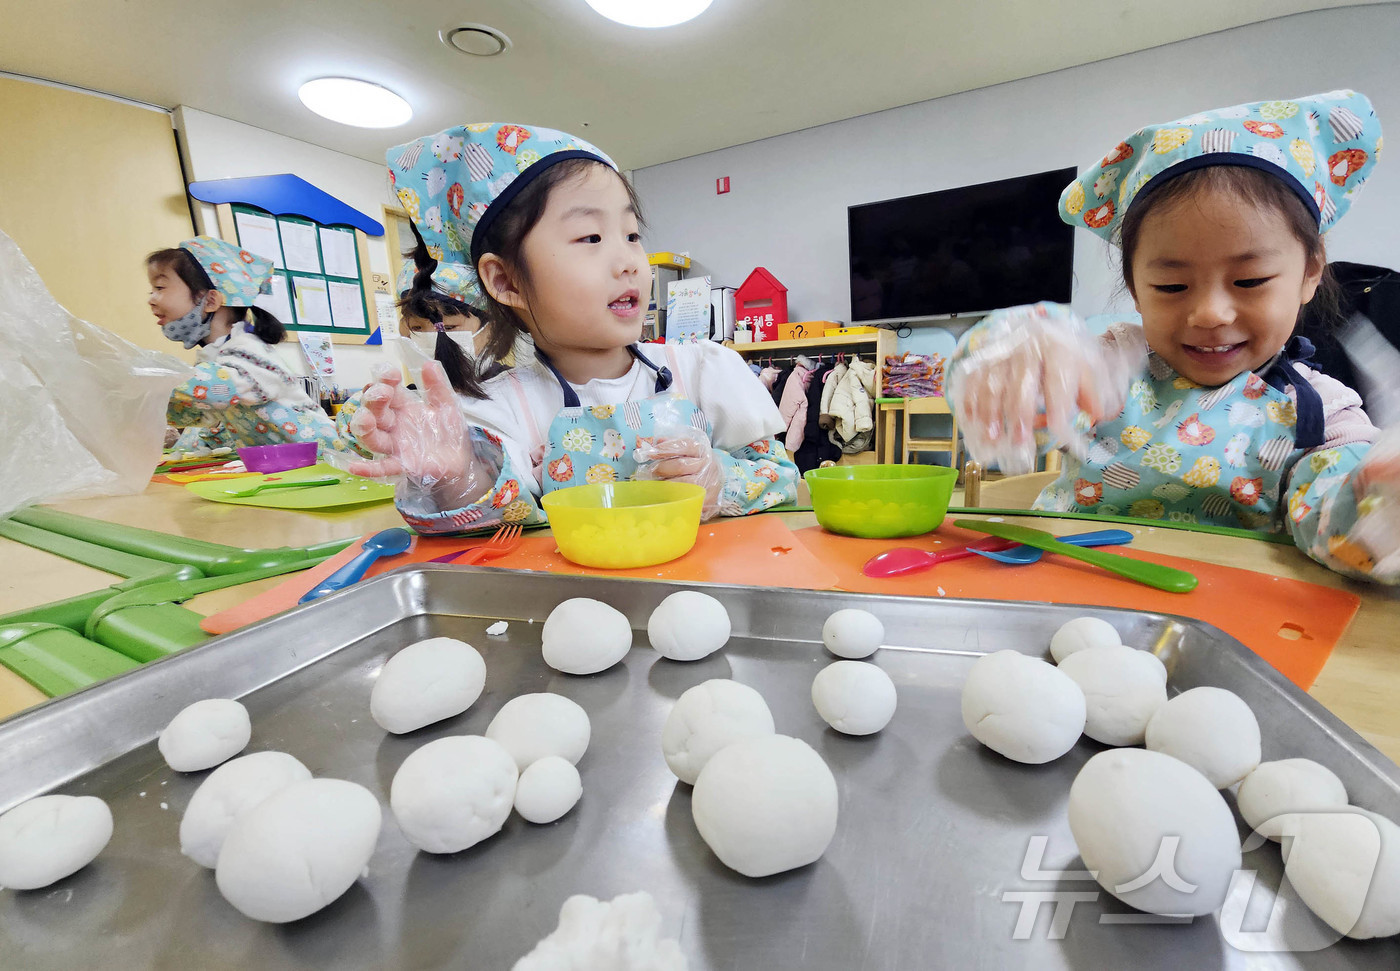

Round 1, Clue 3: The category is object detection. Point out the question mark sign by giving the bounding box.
[795,323,806,339]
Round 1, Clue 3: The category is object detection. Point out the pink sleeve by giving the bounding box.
[1292,363,1378,451]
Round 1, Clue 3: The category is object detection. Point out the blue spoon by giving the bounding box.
[970,528,1133,564]
[299,528,413,604]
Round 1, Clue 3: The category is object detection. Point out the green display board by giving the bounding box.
[230,204,371,336]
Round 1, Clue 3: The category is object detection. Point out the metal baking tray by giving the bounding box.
[0,566,1397,969]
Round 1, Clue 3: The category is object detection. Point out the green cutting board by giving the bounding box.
[186,463,395,510]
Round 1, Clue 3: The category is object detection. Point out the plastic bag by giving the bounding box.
[946,303,1146,476]
[633,399,725,520]
[0,228,194,520]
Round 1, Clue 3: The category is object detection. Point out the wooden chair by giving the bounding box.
[961,452,1063,508]
[901,396,960,472]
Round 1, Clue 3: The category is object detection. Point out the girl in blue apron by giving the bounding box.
[348,124,797,531]
[150,236,355,457]
[947,91,1399,583]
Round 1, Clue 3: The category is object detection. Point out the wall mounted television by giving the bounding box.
[848,167,1077,323]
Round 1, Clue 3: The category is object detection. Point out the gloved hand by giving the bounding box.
[347,361,488,510]
[946,303,1146,476]
[634,426,726,521]
[1344,425,1400,581]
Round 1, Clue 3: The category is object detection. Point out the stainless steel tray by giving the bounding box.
[1,566,1397,969]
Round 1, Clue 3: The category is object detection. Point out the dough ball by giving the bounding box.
[1056,645,1168,746]
[541,598,633,675]
[390,735,518,854]
[180,751,312,868]
[1272,807,1400,940]
[158,698,252,772]
[1145,686,1261,788]
[960,650,1086,764]
[1049,616,1121,663]
[811,661,897,735]
[1069,748,1240,916]
[647,591,731,662]
[514,756,583,824]
[486,693,591,771]
[661,679,775,785]
[822,608,884,659]
[691,734,838,878]
[513,891,686,971]
[1237,759,1348,841]
[215,778,381,923]
[0,795,113,890]
[370,637,486,734]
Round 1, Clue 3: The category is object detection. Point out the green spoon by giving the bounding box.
[953,519,1198,594]
[223,475,341,498]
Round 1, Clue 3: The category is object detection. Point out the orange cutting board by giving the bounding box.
[795,524,1359,690]
[200,516,839,635]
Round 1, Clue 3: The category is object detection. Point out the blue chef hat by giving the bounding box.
[1061,90,1382,241]
[386,124,617,309]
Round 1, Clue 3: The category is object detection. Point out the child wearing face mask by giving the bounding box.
[947,90,1399,583]
[348,122,798,530]
[149,236,357,456]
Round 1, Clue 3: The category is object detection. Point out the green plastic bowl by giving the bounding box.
[803,464,958,538]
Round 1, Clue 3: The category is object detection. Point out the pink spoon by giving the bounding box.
[862,537,1019,578]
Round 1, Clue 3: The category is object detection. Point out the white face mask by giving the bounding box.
[409,329,479,360]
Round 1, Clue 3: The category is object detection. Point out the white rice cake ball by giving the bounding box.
[512,891,686,971]
[822,608,884,659]
[158,698,251,772]
[1145,686,1261,788]
[215,778,381,923]
[542,598,633,675]
[0,795,113,890]
[1272,807,1400,940]
[370,637,486,734]
[960,650,1086,764]
[1050,616,1121,663]
[180,751,312,868]
[1069,748,1241,916]
[1056,645,1167,746]
[1237,759,1348,841]
[486,693,591,771]
[648,591,731,661]
[691,734,838,878]
[514,756,583,825]
[811,661,897,735]
[391,735,518,854]
[661,679,775,785]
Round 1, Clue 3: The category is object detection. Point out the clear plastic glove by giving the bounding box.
[634,426,726,521]
[1346,425,1400,580]
[347,360,489,511]
[946,303,1146,476]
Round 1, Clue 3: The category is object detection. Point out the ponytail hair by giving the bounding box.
[399,223,493,397]
[246,305,286,344]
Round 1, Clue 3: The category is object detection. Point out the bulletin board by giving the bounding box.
[229,204,373,339]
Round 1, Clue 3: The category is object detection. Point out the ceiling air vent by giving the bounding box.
[440,24,512,57]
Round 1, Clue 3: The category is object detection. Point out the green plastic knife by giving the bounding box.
[953,519,1198,593]
[223,476,341,498]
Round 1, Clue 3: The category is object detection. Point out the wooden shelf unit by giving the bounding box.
[731,332,879,354]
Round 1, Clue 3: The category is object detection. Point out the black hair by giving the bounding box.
[466,158,647,397]
[400,223,483,396]
[146,247,286,345]
[1118,165,1338,329]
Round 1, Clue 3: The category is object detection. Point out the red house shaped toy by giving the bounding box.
[735,267,788,342]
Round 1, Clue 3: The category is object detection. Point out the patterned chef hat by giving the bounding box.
[386,123,616,305]
[178,235,274,307]
[1061,90,1382,241]
[394,258,483,309]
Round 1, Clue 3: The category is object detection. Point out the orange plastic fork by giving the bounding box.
[428,524,523,565]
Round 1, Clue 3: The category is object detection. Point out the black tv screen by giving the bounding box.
[848,167,1076,321]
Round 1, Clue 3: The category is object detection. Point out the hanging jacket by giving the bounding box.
[795,363,843,472]
[819,362,848,430]
[828,358,876,451]
[778,365,814,453]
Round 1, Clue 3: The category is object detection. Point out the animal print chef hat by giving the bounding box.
[1060,91,1382,241]
[385,124,617,291]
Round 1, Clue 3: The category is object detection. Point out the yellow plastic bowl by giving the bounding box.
[542,481,705,569]
[804,464,958,538]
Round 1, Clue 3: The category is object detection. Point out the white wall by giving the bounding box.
[173,106,397,387]
[634,5,1400,329]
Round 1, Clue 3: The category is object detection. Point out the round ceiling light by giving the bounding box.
[584,0,713,28]
[297,78,413,128]
[441,24,512,56]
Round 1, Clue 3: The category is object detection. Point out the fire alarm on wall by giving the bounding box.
[716,177,730,194]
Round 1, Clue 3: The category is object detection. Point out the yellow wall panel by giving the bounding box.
[0,77,194,354]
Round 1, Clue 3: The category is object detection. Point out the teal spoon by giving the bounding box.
[953,519,1198,593]
[223,475,340,498]
[299,528,413,604]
